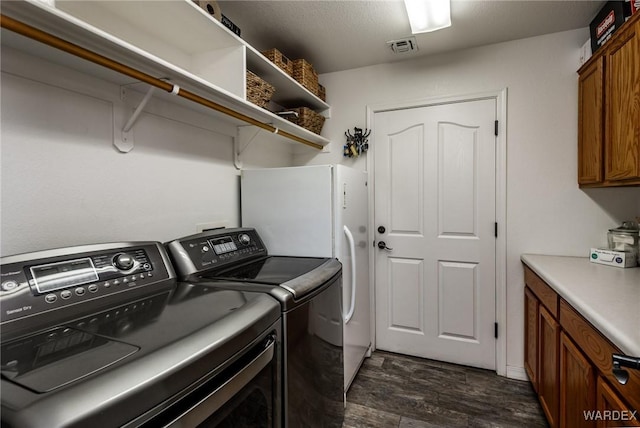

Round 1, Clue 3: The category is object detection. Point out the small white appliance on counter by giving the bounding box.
[241,165,371,393]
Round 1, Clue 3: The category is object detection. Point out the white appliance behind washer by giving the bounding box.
[241,164,371,393]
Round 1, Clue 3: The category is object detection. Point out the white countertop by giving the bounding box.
[521,254,640,357]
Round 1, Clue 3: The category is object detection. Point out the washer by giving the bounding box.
[167,227,345,428]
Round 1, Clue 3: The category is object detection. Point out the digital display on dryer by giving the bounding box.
[208,236,237,255]
[30,258,99,293]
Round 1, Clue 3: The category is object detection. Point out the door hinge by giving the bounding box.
[494,120,498,136]
[494,222,498,238]
[494,322,498,338]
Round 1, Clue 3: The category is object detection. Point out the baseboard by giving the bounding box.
[506,365,529,381]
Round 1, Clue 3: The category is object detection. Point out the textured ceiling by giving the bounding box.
[216,0,605,74]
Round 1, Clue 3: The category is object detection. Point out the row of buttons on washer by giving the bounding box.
[44,272,153,304]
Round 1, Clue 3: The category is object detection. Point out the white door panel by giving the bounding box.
[389,125,424,234]
[388,257,424,332]
[438,261,478,341]
[374,98,496,370]
[439,123,478,236]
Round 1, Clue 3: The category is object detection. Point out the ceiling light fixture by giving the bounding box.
[403,0,451,34]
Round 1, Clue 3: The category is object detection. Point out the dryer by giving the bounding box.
[167,227,345,428]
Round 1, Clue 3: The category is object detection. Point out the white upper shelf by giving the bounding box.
[55,0,329,110]
[0,0,330,148]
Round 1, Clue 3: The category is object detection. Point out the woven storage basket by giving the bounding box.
[246,70,275,109]
[317,84,326,101]
[288,107,325,135]
[262,48,293,76]
[292,59,319,95]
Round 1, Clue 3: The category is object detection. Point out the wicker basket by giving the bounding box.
[317,84,326,101]
[262,48,293,76]
[287,107,325,135]
[246,70,275,109]
[292,59,319,95]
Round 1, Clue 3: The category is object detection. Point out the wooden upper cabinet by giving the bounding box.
[578,13,640,187]
[578,56,604,185]
[605,17,640,182]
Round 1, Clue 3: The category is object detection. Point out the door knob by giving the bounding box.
[377,241,393,251]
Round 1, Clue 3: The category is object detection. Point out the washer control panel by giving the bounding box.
[167,228,267,278]
[1,242,175,337]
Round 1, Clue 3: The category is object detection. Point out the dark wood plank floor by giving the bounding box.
[344,351,548,428]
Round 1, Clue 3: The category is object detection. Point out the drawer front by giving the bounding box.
[524,266,559,318]
[560,300,640,411]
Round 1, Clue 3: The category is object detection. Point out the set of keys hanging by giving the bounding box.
[344,127,371,158]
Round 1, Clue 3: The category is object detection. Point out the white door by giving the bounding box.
[374,98,497,370]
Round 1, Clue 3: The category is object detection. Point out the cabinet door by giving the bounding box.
[605,18,640,182]
[524,287,539,392]
[578,56,604,184]
[596,376,638,427]
[560,332,596,428]
[539,305,560,428]
[560,300,640,412]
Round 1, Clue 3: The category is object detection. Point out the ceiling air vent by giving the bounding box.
[387,37,418,54]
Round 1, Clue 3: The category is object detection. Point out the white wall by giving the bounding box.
[297,29,640,374]
[0,46,295,255]
[2,24,639,374]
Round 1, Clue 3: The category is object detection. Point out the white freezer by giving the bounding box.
[241,165,371,392]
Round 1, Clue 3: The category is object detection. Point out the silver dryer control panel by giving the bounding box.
[1,242,175,338]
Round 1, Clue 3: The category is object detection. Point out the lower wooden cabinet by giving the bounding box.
[524,287,539,392]
[560,332,595,428]
[523,265,638,428]
[560,301,640,412]
[539,306,559,427]
[596,376,638,427]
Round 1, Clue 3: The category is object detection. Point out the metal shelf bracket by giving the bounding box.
[115,85,154,153]
[234,126,262,170]
[116,82,180,153]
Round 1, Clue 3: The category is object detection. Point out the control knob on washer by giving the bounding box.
[238,234,251,245]
[1,280,18,292]
[113,253,135,271]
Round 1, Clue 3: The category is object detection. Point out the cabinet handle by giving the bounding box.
[612,354,640,385]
